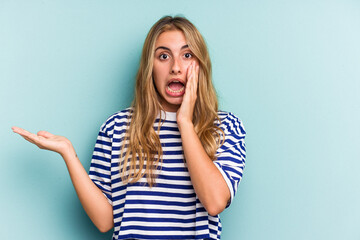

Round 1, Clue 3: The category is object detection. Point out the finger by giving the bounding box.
[12,126,28,135]
[12,126,40,143]
[187,62,195,82]
[12,127,36,138]
[22,135,37,145]
[186,62,194,82]
[37,130,54,138]
[192,62,198,79]
[195,64,199,80]
[192,63,198,83]
[186,70,194,93]
[23,133,50,148]
[194,65,199,90]
[185,66,193,96]
[11,126,23,134]
[190,63,198,94]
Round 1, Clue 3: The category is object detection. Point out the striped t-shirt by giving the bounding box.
[89,108,246,240]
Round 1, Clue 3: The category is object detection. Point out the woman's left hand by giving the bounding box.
[176,61,230,215]
[177,61,199,126]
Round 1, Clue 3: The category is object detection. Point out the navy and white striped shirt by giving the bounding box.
[89,108,246,240]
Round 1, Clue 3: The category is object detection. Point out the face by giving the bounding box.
[153,30,198,112]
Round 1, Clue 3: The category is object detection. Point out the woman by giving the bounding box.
[12,16,246,240]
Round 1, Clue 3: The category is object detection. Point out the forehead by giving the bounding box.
[155,30,187,48]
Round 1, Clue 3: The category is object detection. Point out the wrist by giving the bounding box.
[60,142,77,160]
[178,120,194,133]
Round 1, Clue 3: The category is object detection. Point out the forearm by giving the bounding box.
[179,122,230,216]
[62,150,113,232]
[11,127,113,231]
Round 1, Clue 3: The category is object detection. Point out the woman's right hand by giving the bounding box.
[12,126,75,157]
[12,126,114,232]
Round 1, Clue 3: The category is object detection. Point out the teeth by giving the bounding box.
[167,86,184,93]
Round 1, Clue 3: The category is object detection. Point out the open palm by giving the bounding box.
[12,126,73,156]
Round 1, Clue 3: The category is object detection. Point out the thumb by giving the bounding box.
[37,130,54,138]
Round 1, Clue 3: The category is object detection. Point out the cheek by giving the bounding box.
[184,62,191,70]
[153,63,168,79]
[185,58,199,69]
[152,65,160,84]
[185,59,199,77]
[153,64,167,90]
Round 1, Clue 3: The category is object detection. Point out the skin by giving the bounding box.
[11,127,114,232]
[12,29,230,233]
[153,30,230,215]
[153,30,198,112]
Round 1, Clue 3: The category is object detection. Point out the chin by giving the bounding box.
[161,98,183,112]
[168,97,183,106]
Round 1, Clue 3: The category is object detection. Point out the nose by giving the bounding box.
[170,58,181,74]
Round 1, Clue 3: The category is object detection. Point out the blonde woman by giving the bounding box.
[12,16,246,240]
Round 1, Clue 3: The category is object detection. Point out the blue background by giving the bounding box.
[1,0,359,239]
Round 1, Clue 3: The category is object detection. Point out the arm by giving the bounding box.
[178,122,230,216]
[176,62,230,216]
[12,127,113,232]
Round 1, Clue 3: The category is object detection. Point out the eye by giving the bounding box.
[159,54,169,60]
[184,52,192,59]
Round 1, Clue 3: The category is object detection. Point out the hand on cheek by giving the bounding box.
[176,61,200,126]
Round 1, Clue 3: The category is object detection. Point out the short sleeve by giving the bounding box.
[214,112,246,208]
[88,124,113,205]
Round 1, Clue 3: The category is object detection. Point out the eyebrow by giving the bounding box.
[155,44,189,52]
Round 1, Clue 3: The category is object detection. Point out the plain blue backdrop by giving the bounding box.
[1,0,359,239]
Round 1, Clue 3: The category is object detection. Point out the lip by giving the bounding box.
[165,78,186,97]
[167,78,186,86]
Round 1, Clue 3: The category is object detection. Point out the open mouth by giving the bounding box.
[167,80,185,94]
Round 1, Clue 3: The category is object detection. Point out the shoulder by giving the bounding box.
[217,110,246,138]
[99,107,133,136]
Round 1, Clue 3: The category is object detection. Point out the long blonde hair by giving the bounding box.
[120,16,224,186]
